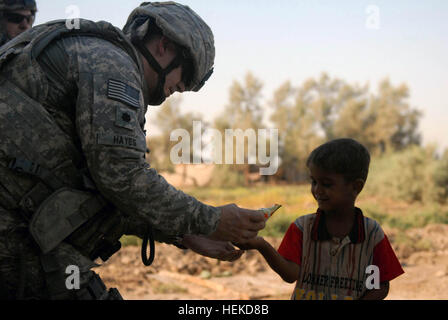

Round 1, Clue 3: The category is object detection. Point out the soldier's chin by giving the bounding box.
[148,93,167,106]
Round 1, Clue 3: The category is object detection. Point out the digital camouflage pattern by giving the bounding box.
[0,0,37,11]
[0,27,6,46]
[0,16,220,299]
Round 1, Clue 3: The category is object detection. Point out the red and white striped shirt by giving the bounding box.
[278,208,404,300]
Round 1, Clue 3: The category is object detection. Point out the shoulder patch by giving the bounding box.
[107,79,141,109]
[115,106,137,131]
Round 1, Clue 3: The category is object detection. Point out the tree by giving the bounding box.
[271,73,422,182]
[270,80,323,182]
[334,79,422,155]
[212,72,265,186]
[148,96,205,185]
[270,73,359,182]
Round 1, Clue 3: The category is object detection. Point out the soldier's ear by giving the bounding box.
[156,36,172,56]
[146,34,165,58]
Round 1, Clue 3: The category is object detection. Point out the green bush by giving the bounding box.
[260,214,295,237]
[432,154,448,203]
[208,165,246,188]
[365,145,448,204]
[362,202,448,230]
[120,235,141,247]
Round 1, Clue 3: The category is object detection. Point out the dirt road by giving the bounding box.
[97,225,448,300]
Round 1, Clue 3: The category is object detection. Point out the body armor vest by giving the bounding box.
[0,19,146,262]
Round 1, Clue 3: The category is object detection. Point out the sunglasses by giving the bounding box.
[4,12,35,24]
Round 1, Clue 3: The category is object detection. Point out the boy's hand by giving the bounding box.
[233,236,266,251]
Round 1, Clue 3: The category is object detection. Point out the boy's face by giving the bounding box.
[308,163,360,214]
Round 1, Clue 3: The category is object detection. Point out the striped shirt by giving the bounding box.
[278,208,404,300]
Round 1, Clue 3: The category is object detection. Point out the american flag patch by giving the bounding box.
[107,79,141,108]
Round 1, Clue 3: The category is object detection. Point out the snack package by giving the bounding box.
[260,204,282,220]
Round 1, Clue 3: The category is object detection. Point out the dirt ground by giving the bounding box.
[96,224,448,300]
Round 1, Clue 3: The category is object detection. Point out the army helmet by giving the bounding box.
[123,1,215,92]
[0,0,37,12]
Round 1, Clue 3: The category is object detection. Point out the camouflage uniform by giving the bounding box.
[0,2,218,299]
[0,0,37,47]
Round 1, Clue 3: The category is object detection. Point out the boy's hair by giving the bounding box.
[306,138,371,182]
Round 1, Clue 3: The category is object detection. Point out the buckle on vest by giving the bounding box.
[18,182,53,219]
[9,158,40,175]
[90,238,122,262]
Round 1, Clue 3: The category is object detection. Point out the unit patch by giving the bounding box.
[107,79,141,108]
[115,105,136,130]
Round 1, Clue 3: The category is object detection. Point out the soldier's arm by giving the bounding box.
[71,37,221,240]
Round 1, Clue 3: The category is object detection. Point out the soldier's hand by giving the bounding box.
[182,235,244,262]
[209,204,266,243]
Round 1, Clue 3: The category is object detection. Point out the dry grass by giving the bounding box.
[186,185,448,234]
[121,185,448,246]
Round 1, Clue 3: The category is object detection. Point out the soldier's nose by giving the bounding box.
[177,82,185,93]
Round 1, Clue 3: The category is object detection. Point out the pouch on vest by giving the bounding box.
[0,76,82,189]
[29,188,107,254]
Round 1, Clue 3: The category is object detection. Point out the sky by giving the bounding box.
[34,0,448,151]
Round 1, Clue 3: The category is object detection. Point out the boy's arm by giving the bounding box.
[364,230,404,300]
[359,281,389,300]
[236,237,300,283]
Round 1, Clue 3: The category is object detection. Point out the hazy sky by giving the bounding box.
[34,0,448,151]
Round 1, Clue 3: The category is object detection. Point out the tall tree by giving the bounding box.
[334,79,422,155]
[213,71,265,186]
[270,79,325,182]
[148,96,205,185]
[271,73,422,182]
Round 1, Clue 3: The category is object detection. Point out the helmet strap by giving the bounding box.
[132,39,183,105]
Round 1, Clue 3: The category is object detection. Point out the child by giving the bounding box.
[238,138,404,300]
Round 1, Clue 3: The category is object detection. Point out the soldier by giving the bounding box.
[0,2,265,300]
[0,0,36,46]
